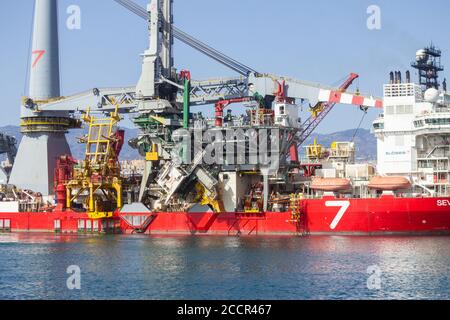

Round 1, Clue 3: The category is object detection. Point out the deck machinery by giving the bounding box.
[3,0,383,221]
[60,107,124,219]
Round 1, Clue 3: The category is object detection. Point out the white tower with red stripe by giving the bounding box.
[9,0,75,196]
[28,0,60,100]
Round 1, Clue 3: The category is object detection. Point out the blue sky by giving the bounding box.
[1,0,449,132]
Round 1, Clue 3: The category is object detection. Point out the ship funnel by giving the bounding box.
[389,71,394,84]
[29,0,60,100]
[444,78,447,92]
[406,70,411,83]
[397,71,402,84]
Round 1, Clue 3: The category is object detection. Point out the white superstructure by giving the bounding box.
[374,68,450,196]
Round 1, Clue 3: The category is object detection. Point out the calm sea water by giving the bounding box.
[0,233,450,300]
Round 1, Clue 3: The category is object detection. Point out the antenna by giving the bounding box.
[411,44,444,90]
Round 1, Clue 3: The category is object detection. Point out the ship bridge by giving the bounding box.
[373,47,450,196]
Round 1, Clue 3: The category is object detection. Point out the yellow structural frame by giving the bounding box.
[194,183,224,213]
[65,106,123,219]
[306,139,323,159]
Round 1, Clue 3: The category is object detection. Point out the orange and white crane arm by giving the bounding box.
[318,89,383,108]
[248,73,383,109]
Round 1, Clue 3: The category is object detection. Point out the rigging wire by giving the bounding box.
[352,107,368,142]
[350,76,365,142]
[112,0,258,76]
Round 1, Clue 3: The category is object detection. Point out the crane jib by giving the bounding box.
[113,0,258,76]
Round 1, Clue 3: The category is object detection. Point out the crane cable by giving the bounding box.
[351,107,368,143]
[351,77,365,142]
[112,0,258,76]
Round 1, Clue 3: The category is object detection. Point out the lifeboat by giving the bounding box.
[368,176,411,191]
[311,178,352,192]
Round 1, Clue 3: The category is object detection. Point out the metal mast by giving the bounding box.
[15,0,383,206]
[411,45,444,90]
[160,0,174,78]
[135,0,175,100]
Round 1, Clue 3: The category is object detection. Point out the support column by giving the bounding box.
[9,0,74,196]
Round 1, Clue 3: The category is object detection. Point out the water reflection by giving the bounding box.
[0,233,88,244]
[0,234,450,300]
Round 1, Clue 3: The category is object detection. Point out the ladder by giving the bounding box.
[290,193,307,236]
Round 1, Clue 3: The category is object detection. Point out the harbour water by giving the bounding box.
[0,233,449,300]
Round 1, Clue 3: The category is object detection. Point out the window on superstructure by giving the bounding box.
[395,136,405,147]
[386,106,395,115]
[373,122,384,130]
[396,105,405,114]
[414,120,424,128]
[395,105,413,114]
[405,105,413,114]
[424,118,450,126]
[438,118,450,125]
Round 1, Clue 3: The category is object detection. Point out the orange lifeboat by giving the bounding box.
[368,176,411,191]
[311,178,352,192]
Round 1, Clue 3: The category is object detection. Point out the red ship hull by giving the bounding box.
[303,196,450,235]
[0,211,122,234]
[1,196,450,236]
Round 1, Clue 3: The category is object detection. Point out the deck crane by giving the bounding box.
[301,73,360,143]
[31,0,383,115]
[16,0,383,206]
[31,0,382,117]
[289,73,360,162]
[112,0,259,77]
[109,0,382,114]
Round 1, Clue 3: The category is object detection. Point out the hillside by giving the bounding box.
[0,126,377,161]
[305,128,377,161]
[0,125,140,161]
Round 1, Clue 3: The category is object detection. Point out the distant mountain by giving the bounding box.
[0,125,140,161]
[0,126,377,161]
[304,128,377,161]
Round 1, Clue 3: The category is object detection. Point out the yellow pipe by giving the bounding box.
[113,182,122,208]
[89,185,94,213]
[66,187,71,209]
